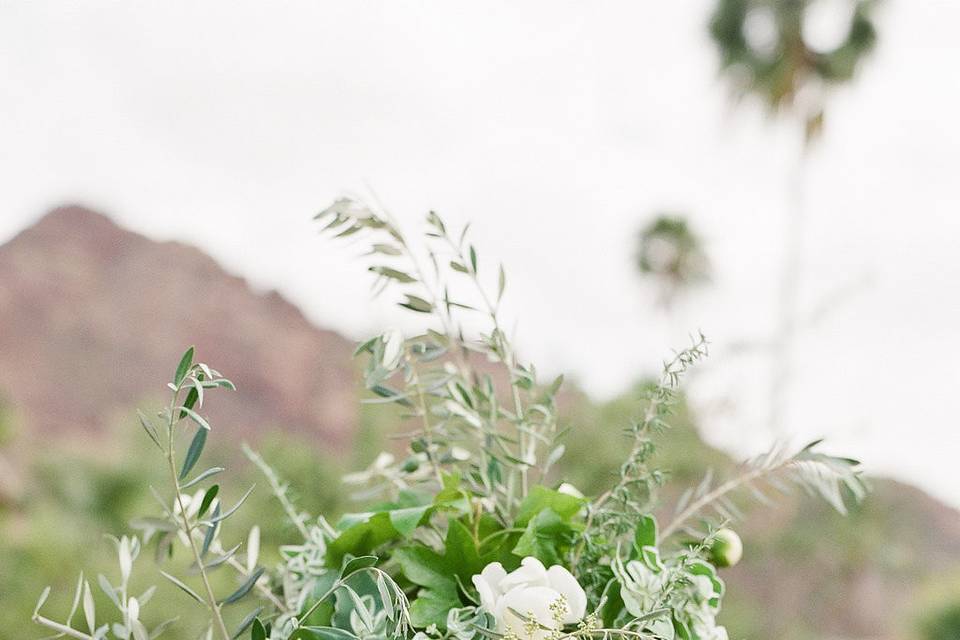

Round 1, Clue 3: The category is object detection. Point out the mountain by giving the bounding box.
[0,206,358,451]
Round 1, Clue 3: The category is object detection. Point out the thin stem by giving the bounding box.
[243,444,310,540]
[165,389,231,640]
[660,462,786,539]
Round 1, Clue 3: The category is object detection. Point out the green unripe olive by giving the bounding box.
[708,528,743,568]
[401,456,421,473]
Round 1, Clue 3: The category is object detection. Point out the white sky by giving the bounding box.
[2,1,958,508]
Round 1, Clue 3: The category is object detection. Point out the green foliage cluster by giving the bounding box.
[24,204,867,640]
[710,0,878,110]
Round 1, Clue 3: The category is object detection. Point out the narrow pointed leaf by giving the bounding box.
[220,568,264,606]
[159,571,204,605]
[175,347,195,386]
[198,485,219,520]
[179,428,208,480]
[181,467,226,489]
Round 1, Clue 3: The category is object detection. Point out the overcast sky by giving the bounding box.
[2,1,958,508]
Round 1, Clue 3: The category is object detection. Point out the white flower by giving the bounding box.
[471,557,587,640]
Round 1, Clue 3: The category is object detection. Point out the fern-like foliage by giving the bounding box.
[661,440,867,539]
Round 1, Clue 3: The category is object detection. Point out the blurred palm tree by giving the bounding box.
[635,214,710,308]
[708,0,878,431]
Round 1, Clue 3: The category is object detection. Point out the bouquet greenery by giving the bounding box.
[32,201,866,640]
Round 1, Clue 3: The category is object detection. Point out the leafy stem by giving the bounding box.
[164,381,231,640]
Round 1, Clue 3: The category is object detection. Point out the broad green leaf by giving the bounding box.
[633,515,658,551]
[327,493,433,566]
[250,620,266,640]
[408,588,459,630]
[290,627,358,640]
[512,509,577,566]
[393,545,453,592]
[599,579,624,627]
[341,555,378,576]
[514,485,585,526]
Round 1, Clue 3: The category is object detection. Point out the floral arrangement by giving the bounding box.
[32,201,866,640]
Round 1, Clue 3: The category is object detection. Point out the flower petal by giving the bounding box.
[546,565,587,623]
[480,561,508,594]
[472,573,498,613]
[499,556,549,592]
[495,586,562,640]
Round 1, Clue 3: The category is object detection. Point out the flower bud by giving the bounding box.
[708,528,743,568]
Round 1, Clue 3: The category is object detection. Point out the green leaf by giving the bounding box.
[231,607,263,639]
[633,515,658,551]
[400,294,433,313]
[178,406,211,431]
[327,493,434,566]
[204,485,256,524]
[512,509,578,566]
[497,264,506,301]
[394,545,453,592]
[369,266,416,283]
[198,485,219,520]
[688,562,724,608]
[341,555,378,576]
[515,485,585,526]
[221,567,264,605]
[175,347,194,386]
[181,466,225,489]
[179,427,207,480]
[394,520,485,630]
[250,619,266,640]
[444,520,484,583]
[159,571,203,605]
[201,503,220,557]
[408,589,460,630]
[469,246,478,272]
[137,411,162,450]
[599,579,624,628]
[290,627,358,640]
[300,573,338,627]
[179,387,199,419]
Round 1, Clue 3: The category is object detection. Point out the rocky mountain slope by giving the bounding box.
[0,206,357,451]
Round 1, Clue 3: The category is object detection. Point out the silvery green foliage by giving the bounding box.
[33,202,866,640]
[32,536,175,640]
